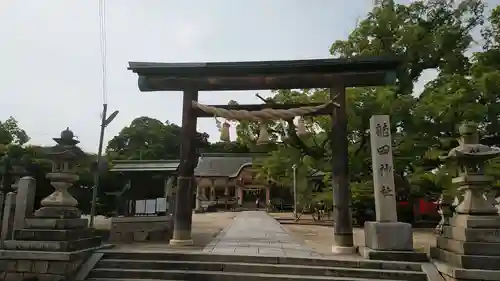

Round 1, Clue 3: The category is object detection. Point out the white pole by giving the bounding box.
[292,164,297,217]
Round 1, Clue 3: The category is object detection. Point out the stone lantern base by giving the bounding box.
[430,214,500,281]
[34,205,82,219]
[0,128,108,281]
[0,172,103,280]
[0,216,104,281]
[1,202,103,281]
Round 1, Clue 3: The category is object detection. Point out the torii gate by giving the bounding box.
[128,57,400,253]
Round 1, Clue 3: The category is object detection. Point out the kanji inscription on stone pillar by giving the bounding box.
[369,115,397,222]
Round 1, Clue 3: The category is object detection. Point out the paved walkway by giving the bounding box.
[203,211,323,257]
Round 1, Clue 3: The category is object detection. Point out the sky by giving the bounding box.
[0,0,498,153]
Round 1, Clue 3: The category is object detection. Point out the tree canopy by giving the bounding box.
[231,0,500,210]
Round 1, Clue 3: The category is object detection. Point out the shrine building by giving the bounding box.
[109,152,320,214]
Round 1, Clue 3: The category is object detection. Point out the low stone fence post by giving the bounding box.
[0,191,5,225]
[13,177,37,231]
[0,191,16,245]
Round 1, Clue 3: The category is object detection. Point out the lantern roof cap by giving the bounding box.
[441,122,500,161]
[45,127,85,160]
[53,127,80,146]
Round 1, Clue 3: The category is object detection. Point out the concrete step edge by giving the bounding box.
[97,258,426,275]
[89,268,411,281]
[99,251,423,270]
[87,279,182,281]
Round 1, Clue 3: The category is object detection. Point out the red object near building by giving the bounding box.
[417,199,439,216]
[397,199,438,217]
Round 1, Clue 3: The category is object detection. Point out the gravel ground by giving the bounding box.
[282,223,436,255]
[84,212,436,254]
[270,212,436,254]
[83,212,236,251]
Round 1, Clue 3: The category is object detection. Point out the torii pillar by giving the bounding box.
[170,89,198,246]
[330,86,356,254]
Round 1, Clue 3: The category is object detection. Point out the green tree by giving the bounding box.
[232,0,487,214]
[0,117,31,192]
[106,117,211,160]
[0,117,30,146]
[203,141,250,154]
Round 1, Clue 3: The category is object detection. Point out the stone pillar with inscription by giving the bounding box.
[361,115,426,261]
[430,122,500,281]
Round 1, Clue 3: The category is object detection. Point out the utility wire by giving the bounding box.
[90,0,109,228]
[98,0,108,105]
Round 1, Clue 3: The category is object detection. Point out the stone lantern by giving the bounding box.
[440,122,500,215]
[34,128,86,218]
[434,193,454,234]
[431,122,500,279]
[1,128,103,281]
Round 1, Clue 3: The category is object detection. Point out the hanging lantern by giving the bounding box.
[296,117,310,137]
[220,122,231,142]
[257,123,270,145]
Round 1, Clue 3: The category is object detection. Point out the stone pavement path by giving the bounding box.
[203,211,323,257]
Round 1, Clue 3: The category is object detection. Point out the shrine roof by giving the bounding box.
[194,153,262,178]
[110,160,179,172]
[109,154,327,178]
[128,56,400,91]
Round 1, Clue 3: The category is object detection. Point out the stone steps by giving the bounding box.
[87,279,181,281]
[84,251,427,281]
[93,259,426,281]
[6,220,103,252]
[87,269,409,281]
[430,247,500,270]
[14,228,96,241]
[3,236,102,252]
[95,251,423,271]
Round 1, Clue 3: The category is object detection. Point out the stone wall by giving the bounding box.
[0,252,87,281]
[109,215,173,243]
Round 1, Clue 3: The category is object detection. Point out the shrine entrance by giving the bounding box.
[240,185,267,209]
[128,57,400,252]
